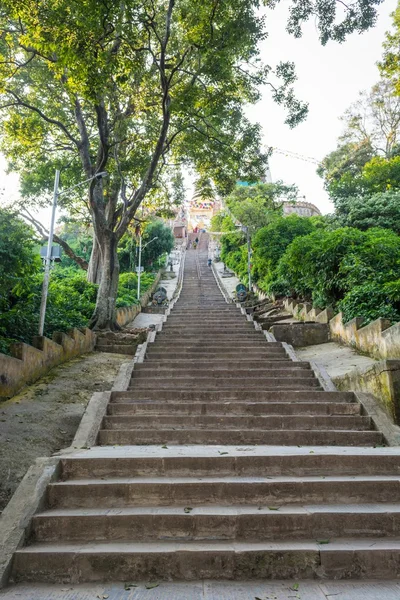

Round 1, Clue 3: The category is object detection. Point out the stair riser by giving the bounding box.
[161,325,254,330]
[12,547,400,583]
[166,319,248,324]
[157,334,265,339]
[131,369,315,379]
[128,380,320,390]
[98,429,381,446]
[102,415,371,431]
[140,361,299,369]
[32,512,400,543]
[111,390,355,402]
[153,341,284,348]
[60,455,400,480]
[48,480,398,509]
[146,352,287,359]
[107,402,361,416]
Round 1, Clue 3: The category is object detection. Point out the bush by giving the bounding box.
[252,215,316,291]
[116,272,156,307]
[0,269,98,352]
[276,226,400,321]
[339,283,400,324]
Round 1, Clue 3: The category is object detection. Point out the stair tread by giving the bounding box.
[52,474,400,485]
[35,503,400,517]
[62,444,396,457]
[16,538,400,553]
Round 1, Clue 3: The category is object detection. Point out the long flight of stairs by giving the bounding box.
[10,240,400,583]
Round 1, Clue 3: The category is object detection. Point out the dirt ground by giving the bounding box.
[0,351,131,512]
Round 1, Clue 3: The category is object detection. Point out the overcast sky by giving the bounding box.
[252,0,399,214]
[0,0,398,218]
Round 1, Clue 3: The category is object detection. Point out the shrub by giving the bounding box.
[339,283,400,324]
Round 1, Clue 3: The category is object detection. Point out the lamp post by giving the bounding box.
[136,236,158,299]
[38,170,107,336]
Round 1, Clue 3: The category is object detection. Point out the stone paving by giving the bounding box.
[2,579,400,599]
[3,236,400,594]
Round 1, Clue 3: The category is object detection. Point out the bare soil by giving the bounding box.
[0,351,131,511]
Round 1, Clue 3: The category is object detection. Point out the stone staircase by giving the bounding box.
[9,241,400,584]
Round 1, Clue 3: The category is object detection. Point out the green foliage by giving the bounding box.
[277,227,400,321]
[252,215,316,290]
[0,209,41,311]
[118,220,174,274]
[116,272,156,307]
[0,269,97,353]
[55,221,93,270]
[338,282,400,324]
[141,221,174,269]
[361,156,400,192]
[317,141,375,200]
[225,183,293,233]
[0,0,382,325]
[335,191,400,233]
[318,147,400,201]
[0,261,156,353]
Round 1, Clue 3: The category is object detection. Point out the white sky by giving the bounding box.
[0,0,398,218]
[252,0,399,214]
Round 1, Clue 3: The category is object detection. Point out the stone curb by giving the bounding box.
[211,262,232,304]
[354,391,400,447]
[310,360,338,392]
[0,457,60,588]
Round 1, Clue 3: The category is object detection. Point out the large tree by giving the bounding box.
[0,0,382,329]
[340,80,400,157]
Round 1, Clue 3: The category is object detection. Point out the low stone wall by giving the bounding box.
[334,359,400,425]
[115,272,161,327]
[0,328,96,399]
[283,298,400,360]
[0,273,162,400]
[270,322,330,347]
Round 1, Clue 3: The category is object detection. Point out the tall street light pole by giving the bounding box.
[137,236,158,299]
[38,170,107,336]
[38,169,60,337]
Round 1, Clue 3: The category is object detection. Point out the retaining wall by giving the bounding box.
[334,360,400,425]
[0,272,162,399]
[115,271,161,327]
[0,328,96,399]
[283,298,400,360]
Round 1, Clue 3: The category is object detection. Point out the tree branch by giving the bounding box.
[22,209,89,270]
[5,89,79,147]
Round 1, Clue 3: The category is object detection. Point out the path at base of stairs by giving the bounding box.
[2,579,400,600]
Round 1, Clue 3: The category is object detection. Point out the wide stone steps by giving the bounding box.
[109,390,357,403]
[46,476,400,508]
[131,367,315,378]
[103,414,372,431]
[150,341,276,349]
[12,539,400,581]
[98,429,382,446]
[31,504,400,543]
[128,377,321,390]
[58,449,400,479]
[139,360,297,369]
[10,243,399,587]
[146,351,289,360]
[106,402,362,416]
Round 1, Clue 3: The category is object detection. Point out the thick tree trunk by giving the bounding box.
[89,233,121,331]
[87,236,103,284]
